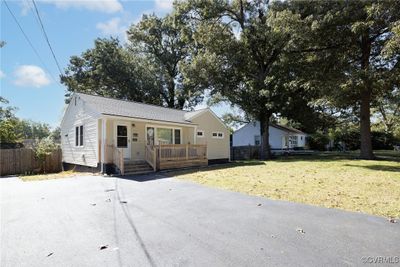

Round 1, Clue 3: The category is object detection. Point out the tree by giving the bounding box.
[61,38,162,105]
[0,97,20,143]
[374,88,400,136]
[32,137,58,173]
[176,0,309,159]
[15,120,51,140]
[50,127,61,143]
[127,13,203,109]
[285,1,400,159]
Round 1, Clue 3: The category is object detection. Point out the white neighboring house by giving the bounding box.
[60,93,230,175]
[232,122,307,149]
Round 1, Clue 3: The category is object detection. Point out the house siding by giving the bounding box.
[192,110,230,160]
[232,122,307,149]
[61,95,100,167]
[102,119,196,162]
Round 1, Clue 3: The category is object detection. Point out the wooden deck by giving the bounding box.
[112,144,208,175]
[146,144,208,171]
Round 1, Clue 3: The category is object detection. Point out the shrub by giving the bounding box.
[32,137,59,173]
[307,132,330,151]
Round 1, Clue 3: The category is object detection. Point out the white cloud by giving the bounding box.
[154,0,173,12]
[0,70,5,79]
[97,17,125,36]
[30,0,123,14]
[13,65,51,88]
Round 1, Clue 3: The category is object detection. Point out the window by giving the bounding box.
[254,135,261,146]
[174,129,181,144]
[117,125,128,147]
[80,125,83,146]
[157,128,173,144]
[289,135,298,146]
[75,125,84,147]
[197,130,204,137]
[147,126,182,145]
[75,127,79,146]
[212,131,224,139]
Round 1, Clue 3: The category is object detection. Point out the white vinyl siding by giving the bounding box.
[232,122,307,149]
[60,95,100,167]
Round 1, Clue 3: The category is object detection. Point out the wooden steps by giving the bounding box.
[123,160,154,175]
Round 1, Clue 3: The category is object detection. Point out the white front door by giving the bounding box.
[115,122,131,159]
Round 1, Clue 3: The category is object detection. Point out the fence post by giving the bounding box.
[186,144,189,160]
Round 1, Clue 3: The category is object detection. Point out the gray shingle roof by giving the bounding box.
[271,124,306,134]
[77,93,195,125]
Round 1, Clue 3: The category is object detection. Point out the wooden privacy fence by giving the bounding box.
[0,148,62,176]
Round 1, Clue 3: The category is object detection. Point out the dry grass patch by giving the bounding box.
[171,152,400,218]
[19,170,98,181]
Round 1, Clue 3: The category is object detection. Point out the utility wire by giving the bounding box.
[2,0,60,84]
[31,0,64,76]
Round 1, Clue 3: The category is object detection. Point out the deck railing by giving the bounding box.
[147,144,207,171]
[113,146,124,175]
[112,144,207,173]
[145,145,157,171]
[157,144,207,161]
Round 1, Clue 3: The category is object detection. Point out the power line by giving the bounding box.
[2,0,60,84]
[31,0,63,76]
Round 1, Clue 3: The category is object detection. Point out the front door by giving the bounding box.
[116,123,131,159]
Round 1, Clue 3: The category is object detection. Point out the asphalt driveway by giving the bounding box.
[1,174,399,267]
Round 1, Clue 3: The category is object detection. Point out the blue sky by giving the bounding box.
[1,0,230,129]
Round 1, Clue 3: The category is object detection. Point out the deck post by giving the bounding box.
[186,144,189,160]
[152,146,157,171]
[101,118,107,173]
[120,148,124,175]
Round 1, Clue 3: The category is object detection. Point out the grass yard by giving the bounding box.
[170,151,400,218]
[19,170,97,181]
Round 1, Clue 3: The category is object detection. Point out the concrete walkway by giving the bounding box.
[1,174,399,267]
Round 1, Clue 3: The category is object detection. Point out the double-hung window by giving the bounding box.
[212,132,224,139]
[197,130,205,138]
[75,125,84,147]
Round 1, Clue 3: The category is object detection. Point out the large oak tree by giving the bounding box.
[285,0,400,159]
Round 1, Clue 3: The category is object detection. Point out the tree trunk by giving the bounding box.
[259,115,271,160]
[359,89,374,159]
[359,30,374,160]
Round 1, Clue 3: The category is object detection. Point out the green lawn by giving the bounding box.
[170,151,400,218]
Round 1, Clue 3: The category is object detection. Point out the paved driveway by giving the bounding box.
[1,174,399,267]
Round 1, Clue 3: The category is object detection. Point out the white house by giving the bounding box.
[232,122,307,149]
[60,93,230,175]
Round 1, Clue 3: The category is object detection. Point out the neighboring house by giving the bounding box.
[232,121,307,149]
[60,93,230,175]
